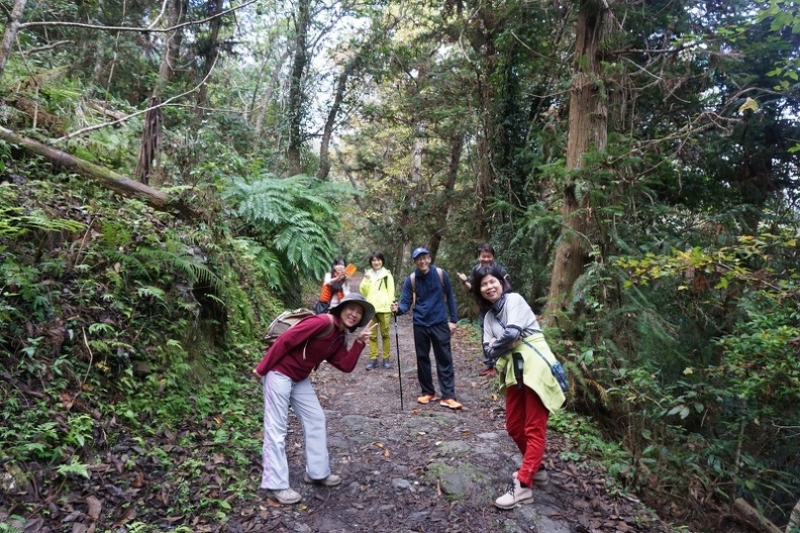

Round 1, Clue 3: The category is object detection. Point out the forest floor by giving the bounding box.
[227,312,675,533]
[0,312,680,533]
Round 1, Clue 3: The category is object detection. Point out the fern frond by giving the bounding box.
[224,173,351,281]
[133,247,222,292]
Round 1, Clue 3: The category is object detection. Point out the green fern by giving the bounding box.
[0,519,24,533]
[224,173,353,281]
[133,247,222,292]
[231,237,286,290]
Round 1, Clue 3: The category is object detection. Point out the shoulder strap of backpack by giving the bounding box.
[437,268,447,303]
[410,269,447,306]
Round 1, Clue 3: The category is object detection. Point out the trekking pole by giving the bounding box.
[394,312,404,411]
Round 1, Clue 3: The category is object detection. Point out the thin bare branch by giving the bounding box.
[55,55,219,142]
[19,40,72,56]
[147,0,170,30]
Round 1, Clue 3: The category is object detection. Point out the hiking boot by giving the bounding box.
[365,360,378,370]
[417,393,437,404]
[264,488,302,505]
[479,367,497,377]
[303,473,342,487]
[495,477,534,509]
[514,469,549,487]
[439,398,463,410]
[383,359,392,369]
[533,468,549,486]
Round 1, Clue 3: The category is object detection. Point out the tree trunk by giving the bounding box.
[0,127,200,219]
[544,0,609,323]
[193,0,224,126]
[317,62,355,180]
[253,48,289,146]
[0,0,28,83]
[286,0,311,176]
[428,135,464,260]
[135,96,162,186]
[136,0,185,185]
[316,17,398,181]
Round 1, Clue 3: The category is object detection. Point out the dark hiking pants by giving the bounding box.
[413,322,456,400]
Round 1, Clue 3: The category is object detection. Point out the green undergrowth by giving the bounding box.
[0,167,283,530]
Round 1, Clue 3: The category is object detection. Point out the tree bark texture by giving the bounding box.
[545,0,609,322]
[0,127,200,220]
[0,0,29,82]
[286,0,311,176]
[136,0,185,185]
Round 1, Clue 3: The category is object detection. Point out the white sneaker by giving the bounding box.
[304,473,342,487]
[265,488,302,504]
[495,476,534,509]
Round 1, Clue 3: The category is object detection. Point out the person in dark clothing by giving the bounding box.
[391,247,462,410]
[456,243,510,376]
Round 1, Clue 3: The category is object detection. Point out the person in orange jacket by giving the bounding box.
[315,257,351,314]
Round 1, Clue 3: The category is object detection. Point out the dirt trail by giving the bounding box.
[228,312,672,533]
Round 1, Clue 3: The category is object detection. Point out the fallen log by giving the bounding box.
[734,498,783,533]
[0,126,201,220]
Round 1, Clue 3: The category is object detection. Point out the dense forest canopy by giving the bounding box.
[1,0,800,531]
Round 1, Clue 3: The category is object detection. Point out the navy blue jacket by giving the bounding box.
[396,264,458,327]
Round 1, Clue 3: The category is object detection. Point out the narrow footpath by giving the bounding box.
[228,313,672,533]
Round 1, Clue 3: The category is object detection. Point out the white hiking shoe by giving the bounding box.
[514,468,549,487]
[264,487,302,505]
[303,473,342,487]
[495,476,534,509]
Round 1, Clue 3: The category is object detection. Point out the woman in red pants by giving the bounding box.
[471,264,566,509]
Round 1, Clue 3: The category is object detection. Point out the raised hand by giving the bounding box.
[356,321,379,344]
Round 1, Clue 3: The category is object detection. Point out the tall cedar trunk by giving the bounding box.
[427,135,464,260]
[286,0,311,176]
[472,6,499,242]
[544,0,609,323]
[0,0,28,82]
[136,0,185,185]
[193,0,224,125]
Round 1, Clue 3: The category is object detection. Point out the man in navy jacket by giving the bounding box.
[392,247,462,409]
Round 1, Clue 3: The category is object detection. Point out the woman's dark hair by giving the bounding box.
[476,243,496,257]
[471,264,512,311]
[368,251,385,264]
[330,256,346,274]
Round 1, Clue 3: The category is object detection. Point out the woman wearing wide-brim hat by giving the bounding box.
[253,293,376,505]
